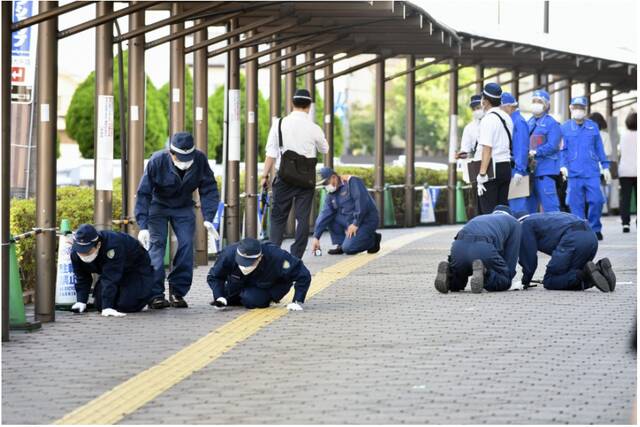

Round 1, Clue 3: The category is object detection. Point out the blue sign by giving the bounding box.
[12,1,35,57]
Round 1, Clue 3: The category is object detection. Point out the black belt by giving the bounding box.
[455,232,493,244]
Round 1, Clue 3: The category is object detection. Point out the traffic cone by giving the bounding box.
[455,181,467,223]
[383,184,397,227]
[318,187,327,211]
[9,236,41,331]
[55,219,76,310]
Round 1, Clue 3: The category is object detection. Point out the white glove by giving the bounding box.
[602,168,612,184]
[512,173,524,185]
[71,302,86,313]
[477,174,488,197]
[510,281,524,291]
[287,302,303,311]
[560,167,568,181]
[529,150,537,157]
[203,221,220,241]
[101,308,126,317]
[138,229,150,250]
[477,183,486,196]
[211,297,227,310]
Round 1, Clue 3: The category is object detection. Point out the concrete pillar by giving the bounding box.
[374,58,385,226]
[404,55,416,228]
[193,21,208,265]
[244,31,258,238]
[35,0,59,323]
[447,59,459,225]
[225,18,240,243]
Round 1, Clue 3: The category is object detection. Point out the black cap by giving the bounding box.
[72,224,100,254]
[235,238,263,267]
[169,132,196,162]
[293,88,312,102]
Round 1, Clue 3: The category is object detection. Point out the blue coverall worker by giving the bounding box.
[560,96,612,240]
[70,224,154,317]
[208,238,311,311]
[434,205,521,294]
[311,167,382,255]
[515,211,615,292]
[501,93,534,213]
[527,90,563,213]
[135,132,220,309]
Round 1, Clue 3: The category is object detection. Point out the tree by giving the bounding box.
[66,50,168,159]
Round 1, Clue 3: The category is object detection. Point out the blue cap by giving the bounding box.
[72,224,100,254]
[318,166,336,185]
[469,94,482,108]
[493,205,513,216]
[514,211,530,221]
[293,88,312,102]
[169,132,195,162]
[235,238,263,267]
[482,82,502,99]
[501,92,517,106]
[570,96,588,107]
[532,90,551,104]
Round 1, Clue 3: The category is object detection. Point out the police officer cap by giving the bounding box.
[532,90,551,104]
[493,205,513,216]
[73,224,100,254]
[293,88,312,102]
[317,166,337,185]
[501,92,518,106]
[570,96,588,107]
[169,132,196,162]
[514,211,530,221]
[482,82,502,99]
[235,238,263,267]
[469,94,482,108]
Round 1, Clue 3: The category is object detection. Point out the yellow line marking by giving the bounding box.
[54,228,448,425]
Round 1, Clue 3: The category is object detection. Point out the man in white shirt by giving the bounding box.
[261,89,329,259]
[457,94,484,216]
[475,82,514,214]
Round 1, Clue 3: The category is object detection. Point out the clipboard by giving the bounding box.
[508,175,531,200]
[467,159,495,183]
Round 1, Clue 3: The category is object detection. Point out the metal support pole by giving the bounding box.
[193,21,208,265]
[512,69,519,99]
[225,19,240,243]
[245,31,258,239]
[284,46,296,114]
[404,55,416,228]
[323,63,334,168]
[169,2,184,133]
[305,52,316,122]
[2,1,12,341]
[475,64,484,94]
[447,59,458,225]
[605,88,614,126]
[94,1,113,232]
[269,41,282,124]
[35,0,58,323]
[127,2,144,238]
[585,81,592,115]
[533,73,541,90]
[374,58,385,226]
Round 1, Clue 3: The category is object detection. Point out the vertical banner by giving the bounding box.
[96,95,114,191]
[55,235,77,306]
[228,89,241,161]
[420,186,436,224]
[448,114,458,163]
[11,0,38,104]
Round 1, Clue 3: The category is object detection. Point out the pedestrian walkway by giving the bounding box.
[2,217,636,424]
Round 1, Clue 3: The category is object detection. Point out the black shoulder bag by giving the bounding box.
[277,117,318,189]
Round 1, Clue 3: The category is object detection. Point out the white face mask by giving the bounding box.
[571,109,586,121]
[531,103,545,115]
[325,184,337,193]
[173,159,193,171]
[239,261,260,276]
[79,245,100,263]
[472,109,485,120]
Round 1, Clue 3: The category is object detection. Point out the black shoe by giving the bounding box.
[596,231,603,241]
[149,297,170,309]
[623,225,630,233]
[170,295,188,308]
[328,246,344,255]
[470,260,485,294]
[434,261,450,294]
[367,232,382,254]
[597,258,616,292]
[583,261,610,292]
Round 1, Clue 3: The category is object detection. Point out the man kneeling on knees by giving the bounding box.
[517,211,615,292]
[207,238,311,311]
[435,205,522,294]
[311,167,382,256]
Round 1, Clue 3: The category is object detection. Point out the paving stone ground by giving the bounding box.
[2,217,636,425]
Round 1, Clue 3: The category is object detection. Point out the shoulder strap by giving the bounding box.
[278,117,284,149]
[490,111,512,154]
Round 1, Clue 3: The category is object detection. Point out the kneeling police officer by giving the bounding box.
[207,238,311,311]
[70,224,154,317]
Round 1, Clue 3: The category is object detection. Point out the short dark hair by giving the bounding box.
[292,98,311,109]
[486,96,501,107]
[626,112,637,131]
[588,112,607,130]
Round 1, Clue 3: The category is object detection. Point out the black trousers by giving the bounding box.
[478,161,511,215]
[269,177,314,259]
[619,177,637,226]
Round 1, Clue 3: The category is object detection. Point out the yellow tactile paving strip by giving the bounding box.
[54,229,444,425]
